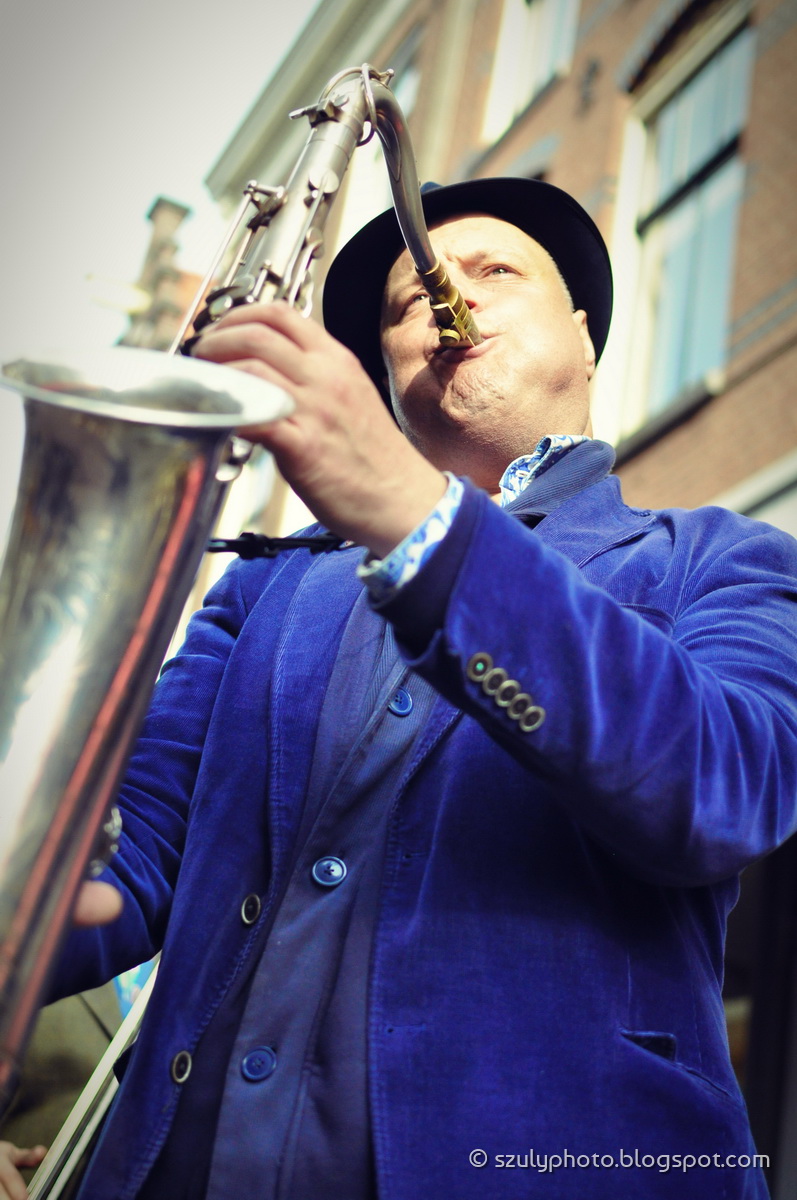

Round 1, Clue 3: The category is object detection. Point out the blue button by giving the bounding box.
[311,856,347,887]
[388,687,413,716]
[241,1046,277,1082]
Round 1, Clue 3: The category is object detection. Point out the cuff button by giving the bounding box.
[519,705,546,732]
[466,652,493,681]
[482,667,509,696]
[494,679,521,707]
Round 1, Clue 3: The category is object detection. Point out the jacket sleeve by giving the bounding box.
[382,482,797,886]
[50,557,253,998]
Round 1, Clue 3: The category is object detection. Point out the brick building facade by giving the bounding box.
[119,197,203,353]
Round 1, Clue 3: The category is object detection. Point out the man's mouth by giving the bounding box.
[432,334,493,362]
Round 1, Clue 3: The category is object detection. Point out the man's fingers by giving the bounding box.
[217,300,320,347]
[196,300,320,358]
[73,881,123,927]
[195,324,308,389]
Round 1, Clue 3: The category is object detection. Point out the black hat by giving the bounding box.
[322,176,613,401]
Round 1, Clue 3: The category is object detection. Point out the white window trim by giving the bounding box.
[592,0,753,446]
[590,113,646,446]
[634,0,753,122]
[708,448,797,515]
[481,0,579,144]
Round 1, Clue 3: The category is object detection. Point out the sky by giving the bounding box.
[0,0,321,527]
[0,0,322,358]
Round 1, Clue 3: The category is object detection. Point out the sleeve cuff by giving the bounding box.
[357,473,464,604]
[374,480,485,657]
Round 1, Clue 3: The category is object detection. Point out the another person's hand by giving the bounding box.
[0,888,119,1200]
[0,1141,46,1200]
[193,303,447,558]
[73,880,123,927]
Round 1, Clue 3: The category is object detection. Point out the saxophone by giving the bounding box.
[173,64,481,349]
[0,61,480,1172]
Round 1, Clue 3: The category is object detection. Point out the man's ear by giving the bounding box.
[573,310,596,380]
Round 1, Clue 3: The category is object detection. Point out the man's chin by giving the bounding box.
[395,376,503,446]
[436,378,501,426]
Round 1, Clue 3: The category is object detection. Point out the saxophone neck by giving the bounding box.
[176,64,481,352]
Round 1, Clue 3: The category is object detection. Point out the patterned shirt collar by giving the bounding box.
[498,435,590,507]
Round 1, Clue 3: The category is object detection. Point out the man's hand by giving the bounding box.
[0,1141,46,1200]
[192,303,447,559]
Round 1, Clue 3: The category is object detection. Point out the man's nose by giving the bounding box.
[442,265,480,312]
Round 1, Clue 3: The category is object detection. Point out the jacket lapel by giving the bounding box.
[532,475,657,566]
[265,548,364,887]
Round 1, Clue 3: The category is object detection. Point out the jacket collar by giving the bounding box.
[504,437,616,521]
[501,438,655,566]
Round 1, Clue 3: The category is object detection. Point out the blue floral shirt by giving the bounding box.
[358,435,588,604]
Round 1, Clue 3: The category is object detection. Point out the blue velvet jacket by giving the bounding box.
[58,471,797,1199]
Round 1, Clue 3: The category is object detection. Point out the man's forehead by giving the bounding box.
[385,212,550,287]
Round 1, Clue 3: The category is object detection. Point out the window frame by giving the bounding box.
[480,0,580,144]
[594,1,755,447]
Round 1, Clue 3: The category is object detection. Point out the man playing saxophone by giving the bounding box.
[30,176,797,1198]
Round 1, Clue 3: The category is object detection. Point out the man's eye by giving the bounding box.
[488,265,514,275]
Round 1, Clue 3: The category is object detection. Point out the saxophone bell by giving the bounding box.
[0,347,290,1113]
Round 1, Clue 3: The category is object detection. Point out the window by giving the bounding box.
[632,28,754,421]
[481,0,579,142]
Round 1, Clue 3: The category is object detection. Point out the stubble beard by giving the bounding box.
[401,366,527,488]
[416,361,588,486]
[434,361,507,426]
